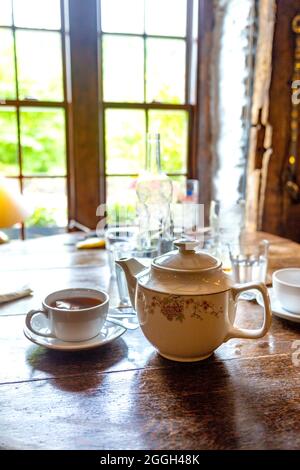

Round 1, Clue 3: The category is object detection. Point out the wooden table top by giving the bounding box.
[0,232,300,450]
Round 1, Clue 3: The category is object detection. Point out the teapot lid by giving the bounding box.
[153,240,221,272]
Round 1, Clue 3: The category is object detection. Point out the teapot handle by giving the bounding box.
[225,282,272,341]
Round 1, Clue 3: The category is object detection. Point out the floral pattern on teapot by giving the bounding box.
[138,291,223,322]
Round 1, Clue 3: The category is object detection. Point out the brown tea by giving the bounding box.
[51,297,102,310]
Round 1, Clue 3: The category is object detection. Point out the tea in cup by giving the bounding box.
[25,288,109,342]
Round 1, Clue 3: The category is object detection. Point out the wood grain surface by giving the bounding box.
[0,232,300,450]
[261,0,300,241]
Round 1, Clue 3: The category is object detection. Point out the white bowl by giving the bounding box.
[272,268,300,314]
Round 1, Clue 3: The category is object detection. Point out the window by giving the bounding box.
[0,0,68,238]
[0,0,199,236]
[99,0,197,218]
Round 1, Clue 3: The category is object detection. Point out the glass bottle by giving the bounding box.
[136,133,173,253]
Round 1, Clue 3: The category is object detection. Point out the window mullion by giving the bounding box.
[98,4,106,206]
[68,0,101,228]
[11,6,23,180]
[11,3,24,238]
[143,0,148,158]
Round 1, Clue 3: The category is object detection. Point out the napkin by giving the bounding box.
[0,286,33,305]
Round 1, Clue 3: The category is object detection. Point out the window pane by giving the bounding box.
[23,177,67,230]
[0,29,16,99]
[20,108,66,175]
[0,0,12,26]
[105,109,146,174]
[0,107,19,176]
[101,0,144,34]
[13,0,61,29]
[145,0,187,37]
[103,35,144,102]
[16,31,63,101]
[148,110,188,173]
[146,38,185,104]
[106,176,137,224]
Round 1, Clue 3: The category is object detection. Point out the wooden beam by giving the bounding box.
[262,0,300,238]
[193,0,214,221]
[68,0,101,229]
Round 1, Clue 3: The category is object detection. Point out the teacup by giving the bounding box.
[25,288,109,342]
[272,268,300,314]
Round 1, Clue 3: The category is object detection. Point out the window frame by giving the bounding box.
[0,0,207,235]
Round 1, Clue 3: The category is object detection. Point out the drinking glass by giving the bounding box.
[110,241,155,307]
[228,239,269,284]
[108,241,155,330]
[170,202,205,246]
[110,241,133,306]
[105,226,137,276]
[209,199,246,244]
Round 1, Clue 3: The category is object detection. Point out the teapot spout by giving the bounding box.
[115,258,146,308]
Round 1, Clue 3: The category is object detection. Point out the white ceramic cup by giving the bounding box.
[272,268,300,314]
[25,288,109,342]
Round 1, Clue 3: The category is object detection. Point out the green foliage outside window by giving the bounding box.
[0,12,188,230]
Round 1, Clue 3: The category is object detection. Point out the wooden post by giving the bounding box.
[261,0,300,239]
[68,0,101,229]
[193,0,214,222]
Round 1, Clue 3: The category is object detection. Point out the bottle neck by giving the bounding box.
[146,133,161,174]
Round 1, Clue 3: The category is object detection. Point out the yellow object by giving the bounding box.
[289,155,296,165]
[0,177,29,242]
[76,237,106,249]
[0,231,9,244]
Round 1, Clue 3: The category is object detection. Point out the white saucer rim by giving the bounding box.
[23,320,126,351]
[257,287,300,323]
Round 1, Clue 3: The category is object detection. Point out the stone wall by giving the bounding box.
[210,0,258,214]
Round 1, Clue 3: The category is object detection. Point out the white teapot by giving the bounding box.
[116,240,272,362]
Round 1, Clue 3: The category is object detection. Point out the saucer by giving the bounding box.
[256,287,300,323]
[23,314,126,351]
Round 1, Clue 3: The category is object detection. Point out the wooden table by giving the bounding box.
[0,232,300,450]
